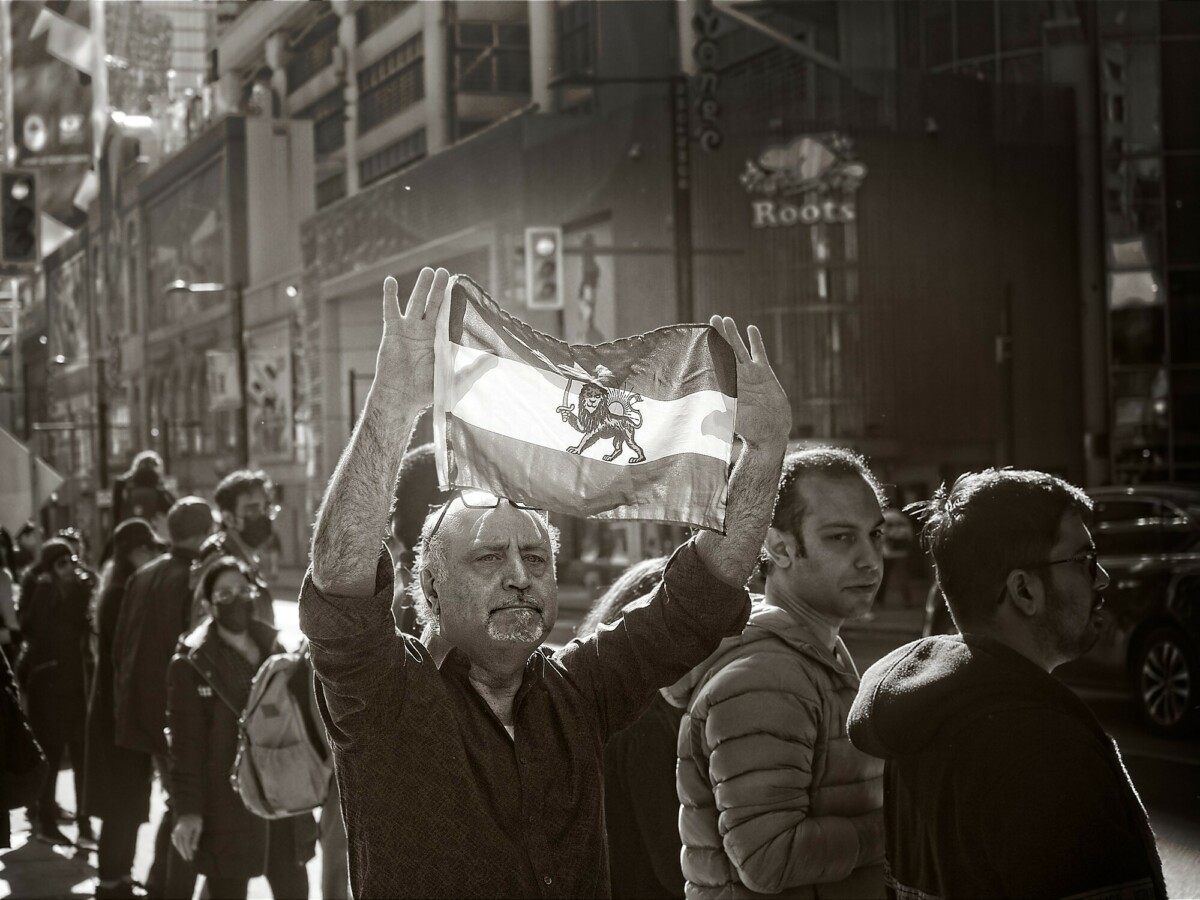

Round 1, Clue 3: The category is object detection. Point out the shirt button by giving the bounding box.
[543,874,553,886]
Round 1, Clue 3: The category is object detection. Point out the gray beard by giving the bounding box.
[486,607,546,643]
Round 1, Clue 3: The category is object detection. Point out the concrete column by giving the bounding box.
[336,8,360,195]
[1048,41,1109,485]
[529,0,557,112]
[265,31,289,116]
[677,0,700,76]
[423,0,449,154]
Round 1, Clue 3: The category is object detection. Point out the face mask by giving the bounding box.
[238,514,273,549]
[213,598,254,634]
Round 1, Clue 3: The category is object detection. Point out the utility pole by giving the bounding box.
[233,281,249,466]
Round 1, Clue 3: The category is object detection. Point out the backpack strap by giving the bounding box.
[185,653,243,717]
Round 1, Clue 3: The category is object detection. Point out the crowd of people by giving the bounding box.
[0,457,353,900]
[0,267,1170,900]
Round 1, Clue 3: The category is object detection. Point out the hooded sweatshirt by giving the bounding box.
[847,634,1166,900]
[670,601,885,899]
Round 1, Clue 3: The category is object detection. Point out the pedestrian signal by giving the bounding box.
[524,226,563,311]
[1,170,38,266]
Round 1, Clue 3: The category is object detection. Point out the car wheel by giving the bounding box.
[1133,627,1198,737]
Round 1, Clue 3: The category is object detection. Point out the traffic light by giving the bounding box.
[1,170,38,267]
[524,226,563,311]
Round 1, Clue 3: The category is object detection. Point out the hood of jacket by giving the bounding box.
[177,616,279,660]
[847,633,1094,760]
[663,598,855,709]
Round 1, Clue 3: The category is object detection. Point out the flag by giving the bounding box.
[0,427,64,534]
[30,7,95,76]
[433,276,738,532]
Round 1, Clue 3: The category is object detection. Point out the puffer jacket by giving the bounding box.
[671,601,885,899]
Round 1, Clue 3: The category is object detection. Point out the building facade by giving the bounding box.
[19,0,1200,577]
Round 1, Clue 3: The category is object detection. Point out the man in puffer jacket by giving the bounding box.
[674,448,887,899]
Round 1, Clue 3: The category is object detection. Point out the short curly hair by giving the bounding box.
[213,469,272,515]
[760,446,886,576]
[910,468,1091,628]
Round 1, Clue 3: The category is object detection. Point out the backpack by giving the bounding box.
[230,649,332,819]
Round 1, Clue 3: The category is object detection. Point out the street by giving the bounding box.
[4,599,1198,899]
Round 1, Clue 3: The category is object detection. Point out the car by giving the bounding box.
[924,485,1200,737]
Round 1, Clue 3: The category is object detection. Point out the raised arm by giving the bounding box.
[311,268,449,597]
[697,317,791,587]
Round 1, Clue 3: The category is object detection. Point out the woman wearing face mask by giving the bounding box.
[166,556,316,899]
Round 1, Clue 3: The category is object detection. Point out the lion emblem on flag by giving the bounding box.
[557,378,646,464]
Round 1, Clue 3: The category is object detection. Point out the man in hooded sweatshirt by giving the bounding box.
[674,447,887,899]
[847,468,1166,900]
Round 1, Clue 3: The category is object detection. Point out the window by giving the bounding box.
[357,35,424,134]
[558,1,596,75]
[359,129,426,186]
[287,13,339,94]
[299,88,346,156]
[454,22,530,94]
[317,171,347,208]
[125,221,139,334]
[356,1,412,44]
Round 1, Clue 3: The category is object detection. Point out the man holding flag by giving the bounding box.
[300,267,791,898]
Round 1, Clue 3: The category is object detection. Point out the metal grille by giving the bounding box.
[287,13,339,94]
[357,35,425,134]
[359,129,426,186]
[356,1,413,44]
[298,88,346,156]
[316,171,347,208]
[557,1,596,75]
[454,22,531,94]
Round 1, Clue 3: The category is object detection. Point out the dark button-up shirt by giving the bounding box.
[299,539,749,899]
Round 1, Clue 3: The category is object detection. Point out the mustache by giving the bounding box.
[491,592,544,613]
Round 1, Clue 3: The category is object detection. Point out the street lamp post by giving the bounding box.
[162,280,249,466]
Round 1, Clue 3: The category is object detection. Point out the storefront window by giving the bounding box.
[146,160,227,329]
[1098,1,1159,38]
[955,0,994,61]
[1111,299,1164,366]
[999,0,1050,51]
[1111,367,1169,482]
[1162,38,1200,150]
[1170,271,1200,364]
[1101,42,1160,156]
[1104,156,1162,266]
[921,0,952,69]
[1165,156,1200,266]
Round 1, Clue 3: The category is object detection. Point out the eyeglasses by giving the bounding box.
[997,549,1101,604]
[237,503,281,521]
[211,586,261,606]
[426,489,543,543]
[1032,549,1101,581]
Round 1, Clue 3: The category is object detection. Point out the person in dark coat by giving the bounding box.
[16,538,96,846]
[167,556,316,900]
[578,556,682,900]
[848,469,1166,900]
[112,497,214,900]
[1,645,46,849]
[84,519,166,898]
[112,450,175,530]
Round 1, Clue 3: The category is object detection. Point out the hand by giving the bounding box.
[171,813,203,862]
[709,316,791,449]
[557,405,573,421]
[371,267,451,409]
